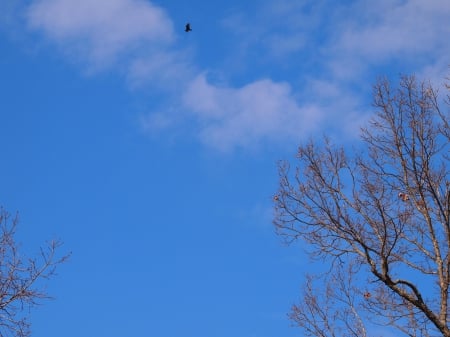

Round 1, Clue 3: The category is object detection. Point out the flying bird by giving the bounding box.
[185,23,192,32]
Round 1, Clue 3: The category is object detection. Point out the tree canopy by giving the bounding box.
[274,75,450,337]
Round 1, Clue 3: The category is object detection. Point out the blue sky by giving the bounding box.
[1,0,449,336]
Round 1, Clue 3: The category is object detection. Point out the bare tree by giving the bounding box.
[0,208,69,337]
[274,75,450,337]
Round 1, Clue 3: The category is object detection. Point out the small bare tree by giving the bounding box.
[274,75,450,337]
[0,208,69,337]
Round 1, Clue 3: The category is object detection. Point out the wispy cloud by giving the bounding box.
[27,0,175,69]
[23,0,450,152]
[182,74,323,152]
[328,0,450,78]
[208,0,450,149]
[222,0,450,77]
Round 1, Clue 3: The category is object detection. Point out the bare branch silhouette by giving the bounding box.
[0,208,70,337]
[274,75,450,337]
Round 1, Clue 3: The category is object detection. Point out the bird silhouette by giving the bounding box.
[185,23,192,32]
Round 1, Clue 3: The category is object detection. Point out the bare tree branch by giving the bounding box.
[0,208,70,337]
[274,75,450,337]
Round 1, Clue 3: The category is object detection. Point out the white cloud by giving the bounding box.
[182,74,323,151]
[206,0,450,151]
[27,0,175,67]
[222,0,450,78]
[23,0,450,152]
[328,0,450,78]
[344,1,450,55]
